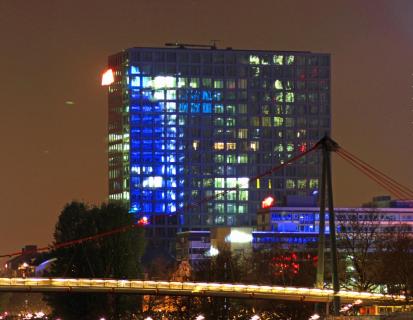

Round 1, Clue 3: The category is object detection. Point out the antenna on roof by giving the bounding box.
[210,40,220,49]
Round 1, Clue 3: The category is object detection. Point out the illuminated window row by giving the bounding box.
[129,74,248,90]
[213,142,237,150]
[285,179,318,189]
[214,154,248,164]
[213,177,249,189]
[214,204,248,214]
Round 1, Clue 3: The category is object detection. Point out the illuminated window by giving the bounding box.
[274,144,283,152]
[213,215,224,224]
[131,66,140,74]
[131,76,140,87]
[286,144,294,152]
[298,179,307,189]
[214,142,225,150]
[203,178,213,187]
[238,129,248,139]
[250,141,259,151]
[274,80,283,90]
[285,92,295,103]
[237,154,248,163]
[238,205,247,214]
[226,118,236,126]
[178,103,188,113]
[226,105,236,114]
[310,179,319,189]
[227,203,237,214]
[249,55,260,64]
[227,155,236,163]
[166,90,176,99]
[226,192,237,201]
[142,176,163,188]
[154,90,164,100]
[262,117,271,127]
[153,76,176,88]
[191,103,200,113]
[178,77,188,88]
[261,56,270,65]
[226,142,237,150]
[256,179,260,189]
[214,104,224,113]
[214,154,224,163]
[276,92,283,102]
[237,178,249,189]
[214,80,224,89]
[190,78,199,88]
[286,179,295,189]
[226,178,237,188]
[286,55,295,65]
[203,103,212,113]
[176,116,184,126]
[239,191,248,201]
[214,178,225,188]
[193,140,199,150]
[214,203,225,214]
[166,102,176,112]
[274,117,284,126]
[214,117,224,126]
[142,77,152,88]
[273,55,283,65]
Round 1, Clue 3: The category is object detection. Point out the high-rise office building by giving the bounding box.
[105,45,330,248]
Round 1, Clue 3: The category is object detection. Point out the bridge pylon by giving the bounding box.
[315,135,340,316]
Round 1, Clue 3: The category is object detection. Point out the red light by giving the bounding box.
[299,143,307,153]
[101,69,114,86]
[261,196,275,209]
[137,216,149,226]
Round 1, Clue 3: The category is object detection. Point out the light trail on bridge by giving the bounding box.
[0,278,405,304]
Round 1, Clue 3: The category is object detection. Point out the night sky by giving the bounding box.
[1,0,412,256]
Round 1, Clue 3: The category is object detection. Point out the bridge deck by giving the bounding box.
[0,278,404,304]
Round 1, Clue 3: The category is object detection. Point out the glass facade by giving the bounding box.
[107,47,330,246]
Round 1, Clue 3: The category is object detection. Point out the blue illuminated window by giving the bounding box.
[203,103,212,113]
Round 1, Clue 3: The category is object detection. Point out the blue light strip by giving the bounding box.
[128,67,184,218]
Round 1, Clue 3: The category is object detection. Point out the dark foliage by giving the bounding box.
[44,202,145,320]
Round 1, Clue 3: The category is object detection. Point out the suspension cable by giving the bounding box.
[338,147,413,198]
[0,144,318,259]
[336,149,412,200]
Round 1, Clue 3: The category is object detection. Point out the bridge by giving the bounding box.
[0,277,405,304]
[1,136,412,316]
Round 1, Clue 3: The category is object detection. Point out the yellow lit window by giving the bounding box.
[238,128,248,139]
[193,140,199,150]
[298,179,307,189]
[226,142,237,150]
[250,141,259,151]
[262,117,271,127]
[274,116,284,126]
[214,142,225,150]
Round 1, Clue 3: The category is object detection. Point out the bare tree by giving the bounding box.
[337,210,384,291]
[379,226,413,302]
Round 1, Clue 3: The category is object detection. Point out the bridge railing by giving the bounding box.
[0,278,405,304]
